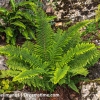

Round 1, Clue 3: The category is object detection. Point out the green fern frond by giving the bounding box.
[11,21,26,29]
[51,64,70,84]
[67,20,93,34]
[49,29,71,63]
[20,50,42,68]
[27,28,36,40]
[22,41,35,52]
[10,15,22,20]
[21,29,30,39]
[6,58,29,70]
[0,45,21,57]
[64,20,93,51]
[61,43,96,66]
[74,43,95,55]
[17,1,36,8]
[70,67,88,77]
[16,11,33,21]
[10,0,16,11]
[35,9,54,61]
[0,70,20,78]
[68,80,79,93]
[69,48,98,69]
[5,27,13,37]
[0,8,8,14]
[13,68,45,81]
[0,45,43,68]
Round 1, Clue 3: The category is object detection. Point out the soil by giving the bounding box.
[44,85,81,100]
[24,85,81,100]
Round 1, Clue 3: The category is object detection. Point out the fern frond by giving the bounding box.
[22,41,35,52]
[11,21,26,29]
[0,45,21,57]
[21,29,30,39]
[0,45,43,68]
[68,80,79,93]
[64,20,93,51]
[68,48,99,77]
[17,1,37,12]
[67,20,93,34]
[49,29,71,63]
[69,48,99,70]
[61,43,96,66]
[0,70,20,78]
[13,68,45,81]
[20,50,42,68]
[6,57,29,70]
[10,0,16,11]
[5,27,13,37]
[35,8,54,61]
[69,67,88,77]
[10,15,22,20]
[51,64,70,84]
[16,10,33,22]
[21,76,54,91]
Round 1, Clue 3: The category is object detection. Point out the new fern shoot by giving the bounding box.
[0,4,99,93]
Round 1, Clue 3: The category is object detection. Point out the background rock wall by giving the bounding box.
[45,0,100,22]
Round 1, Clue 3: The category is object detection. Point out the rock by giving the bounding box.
[44,0,99,23]
[81,81,100,100]
[0,55,7,70]
[0,0,9,7]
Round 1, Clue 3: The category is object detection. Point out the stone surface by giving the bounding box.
[0,55,7,70]
[45,0,100,23]
[81,81,100,100]
[0,0,9,7]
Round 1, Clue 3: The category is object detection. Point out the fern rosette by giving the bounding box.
[0,7,99,93]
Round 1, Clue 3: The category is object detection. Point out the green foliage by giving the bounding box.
[0,0,37,45]
[0,78,23,93]
[0,79,10,93]
[96,4,100,22]
[82,4,100,41]
[0,8,99,93]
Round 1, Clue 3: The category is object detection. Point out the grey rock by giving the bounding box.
[0,0,9,7]
[81,82,100,100]
[44,0,100,23]
[0,55,7,70]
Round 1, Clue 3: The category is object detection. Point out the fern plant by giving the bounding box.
[0,0,37,45]
[0,7,99,93]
